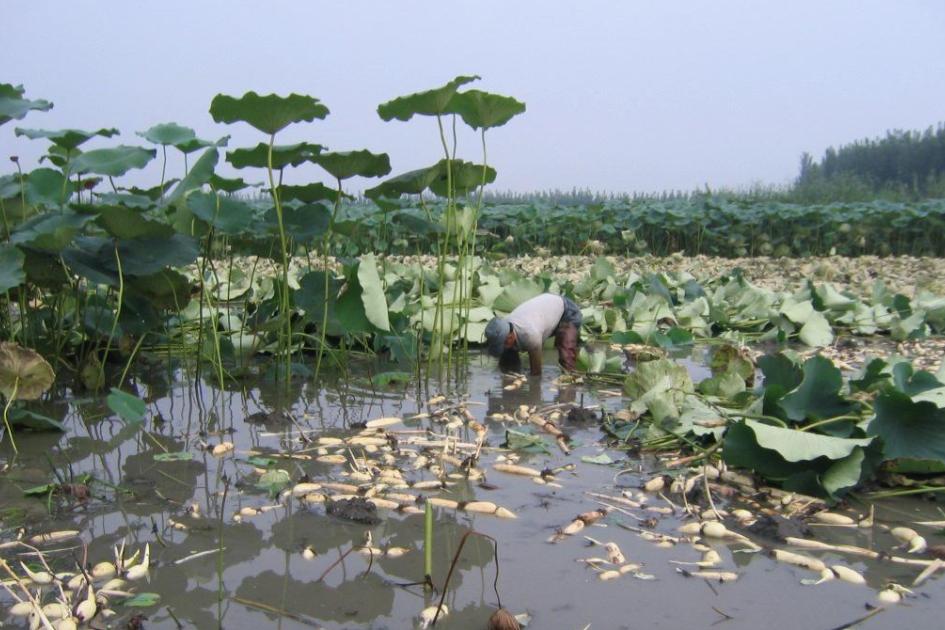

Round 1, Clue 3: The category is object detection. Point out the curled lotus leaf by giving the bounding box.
[378,75,480,121]
[210,92,329,135]
[226,142,323,170]
[0,342,55,401]
[14,127,118,151]
[316,150,391,181]
[71,145,157,177]
[447,89,526,130]
[0,83,53,126]
[136,122,196,146]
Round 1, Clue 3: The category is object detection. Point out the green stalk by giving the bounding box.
[266,134,293,381]
[315,178,344,380]
[1,377,19,454]
[99,243,125,384]
[159,144,167,203]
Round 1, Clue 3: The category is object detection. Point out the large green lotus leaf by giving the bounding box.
[210,92,329,135]
[890,362,944,396]
[61,237,120,286]
[71,145,156,177]
[316,150,391,181]
[428,160,497,197]
[0,83,52,126]
[730,419,873,462]
[15,126,118,150]
[125,180,178,201]
[40,144,82,169]
[331,280,372,336]
[117,234,200,276]
[95,206,174,240]
[0,244,25,292]
[356,253,390,331]
[758,352,803,390]
[377,75,480,121]
[277,182,343,203]
[0,342,55,401]
[187,190,256,234]
[391,210,442,235]
[94,192,155,209]
[22,248,69,288]
[164,147,218,205]
[295,270,341,320]
[136,122,196,146]
[868,390,945,463]
[493,278,543,312]
[447,89,526,130]
[779,355,857,425]
[364,164,441,199]
[798,310,834,346]
[25,167,72,207]
[210,173,255,193]
[126,269,192,310]
[0,174,21,200]
[175,134,228,154]
[263,203,330,242]
[10,211,92,251]
[624,357,694,422]
[226,142,323,169]
[723,420,874,498]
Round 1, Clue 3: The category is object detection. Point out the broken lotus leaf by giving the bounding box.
[0,342,56,401]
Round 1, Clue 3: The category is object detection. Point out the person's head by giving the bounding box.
[484,317,515,357]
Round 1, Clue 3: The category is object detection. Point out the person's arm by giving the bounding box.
[527,347,543,376]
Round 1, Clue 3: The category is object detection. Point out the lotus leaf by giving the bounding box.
[869,390,945,464]
[357,253,391,331]
[316,150,391,181]
[14,126,118,150]
[106,388,146,424]
[447,89,526,130]
[210,92,329,135]
[0,83,52,125]
[226,142,323,169]
[377,75,480,122]
[71,145,156,177]
[164,147,219,205]
[0,342,55,401]
[137,122,197,146]
[0,243,25,292]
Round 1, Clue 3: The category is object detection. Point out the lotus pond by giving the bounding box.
[3,79,945,628]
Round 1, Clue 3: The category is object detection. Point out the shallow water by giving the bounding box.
[1,348,943,629]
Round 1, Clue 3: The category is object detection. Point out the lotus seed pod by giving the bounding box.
[700,521,729,539]
[830,565,866,585]
[487,608,522,630]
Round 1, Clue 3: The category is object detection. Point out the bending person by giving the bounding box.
[484,293,582,375]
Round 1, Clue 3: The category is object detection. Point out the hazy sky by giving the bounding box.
[4,1,945,195]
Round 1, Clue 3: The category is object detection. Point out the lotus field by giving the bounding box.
[1,79,945,628]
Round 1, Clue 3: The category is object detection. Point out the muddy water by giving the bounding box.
[1,348,943,629]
